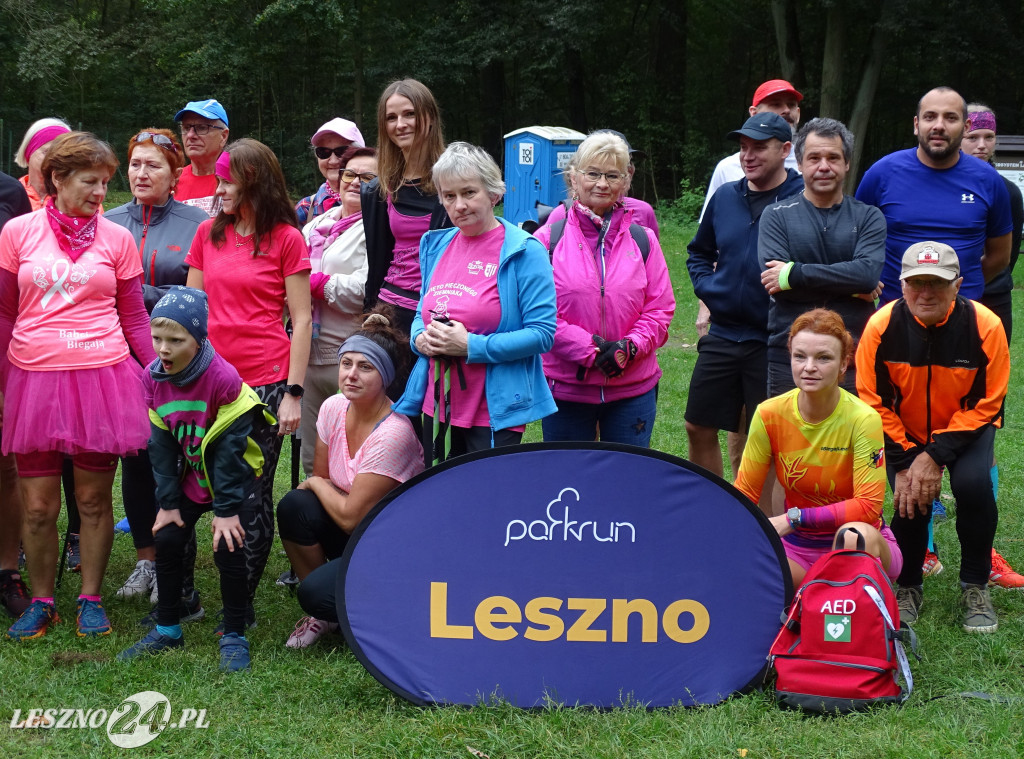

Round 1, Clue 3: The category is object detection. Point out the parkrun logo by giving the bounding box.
[9,691,209,748]
[504,487,636,547]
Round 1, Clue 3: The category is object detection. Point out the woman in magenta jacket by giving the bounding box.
[533,131,674,447]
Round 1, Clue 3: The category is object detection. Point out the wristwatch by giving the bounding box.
[786,507,802,529]
[286,384,304,398]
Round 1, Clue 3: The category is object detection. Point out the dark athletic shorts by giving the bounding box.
[684,334,766,433]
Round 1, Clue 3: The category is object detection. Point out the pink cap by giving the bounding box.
[311,118,365,148]
[215,152,233,182]
[752,79,803,107]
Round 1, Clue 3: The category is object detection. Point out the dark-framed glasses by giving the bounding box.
[180,123,224,136]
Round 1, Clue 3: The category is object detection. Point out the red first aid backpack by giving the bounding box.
[768,527,917,713]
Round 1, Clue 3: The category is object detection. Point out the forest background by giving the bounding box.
[2,0,1022,207]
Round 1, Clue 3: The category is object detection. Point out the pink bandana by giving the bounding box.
[214,152,234,182]
[26,126,70,163]
[966,111,997,133]
[44,196,98,262]
[573,198,623,228]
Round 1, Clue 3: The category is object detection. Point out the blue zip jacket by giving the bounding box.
[395,218,557,431]
[687,169,803,343]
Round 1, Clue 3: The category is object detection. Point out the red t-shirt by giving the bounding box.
[185,220,310,385]
[175,166,221,217]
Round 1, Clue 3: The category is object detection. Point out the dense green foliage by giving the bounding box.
[2,0,1023,204]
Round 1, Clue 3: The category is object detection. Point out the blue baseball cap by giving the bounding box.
[174,99,229,127]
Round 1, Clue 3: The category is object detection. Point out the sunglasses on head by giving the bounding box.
[314,146,349,160]
[134,132,179,154]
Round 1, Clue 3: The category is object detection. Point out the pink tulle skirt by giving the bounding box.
[2,359,150,456]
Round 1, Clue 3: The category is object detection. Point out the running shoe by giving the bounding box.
[214,605,256,636]
[117,628,184,661]
[66,533,81,572]
[989,549,1024,589]
[931,499,947,520]
[961,584,998,633]
[0,570,31,618]
[276,569,299,588]
[76,598,111,637]
[6,599,58,641]
[285,616,339,649]
[896,584,923,626]
[138,590,205,628]
[116,560,157,599]
[219,633,251,672]
[922,550,944,578]
[114,517,132,534]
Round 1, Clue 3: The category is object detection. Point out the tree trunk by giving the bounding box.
[820,3,844,118]
[565,47,588,134]
[846,6,892,192]
[478,59,504,160]
[770,0,805,87]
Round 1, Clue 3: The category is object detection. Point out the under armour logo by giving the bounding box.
[961,193,975,203]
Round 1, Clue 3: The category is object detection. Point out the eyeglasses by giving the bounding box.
[314,146,349,160]
[904,277,954,292]
[134,132,179,154]
[180,123,224,136]
[341,169,377,184]
[577,169,625,185]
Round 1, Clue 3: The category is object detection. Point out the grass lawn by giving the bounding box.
[3,212,1024,758]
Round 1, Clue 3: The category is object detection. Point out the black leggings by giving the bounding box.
[122,450,198,596]
[890,425,997,586]
[297,557,344,623]
[154,495,253,635]
[421,414,522,469]
[276,488,351,560]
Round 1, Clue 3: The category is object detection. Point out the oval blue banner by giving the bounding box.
[338,443,792,708]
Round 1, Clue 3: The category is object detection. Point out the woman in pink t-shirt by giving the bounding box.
[0,132,156,641]
[361,79,450,398]
[276,308,423,648]
[394,143,556,465]
[186,138,311,622]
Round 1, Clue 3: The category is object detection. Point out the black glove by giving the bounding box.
[592,335,637,378]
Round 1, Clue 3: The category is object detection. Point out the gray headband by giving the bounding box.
[337,335,395,388]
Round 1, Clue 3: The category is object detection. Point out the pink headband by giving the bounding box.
[966,111,997,133]
[26,125,71,163]
[214,152,234,182]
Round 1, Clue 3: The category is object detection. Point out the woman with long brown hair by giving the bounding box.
[186,138,311,628]
[361,79,449,397]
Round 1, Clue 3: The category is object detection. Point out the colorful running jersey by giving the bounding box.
[735,388,886,541]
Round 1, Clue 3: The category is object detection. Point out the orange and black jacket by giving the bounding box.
[855,296,1009,473]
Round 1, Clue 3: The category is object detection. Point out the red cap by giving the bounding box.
[752,79,803,107]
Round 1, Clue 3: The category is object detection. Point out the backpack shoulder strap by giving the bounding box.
[629,223,651,263]
[548,200,652,264]
[547,199,572,261]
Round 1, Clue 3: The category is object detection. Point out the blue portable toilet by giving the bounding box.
[503,126,587,226]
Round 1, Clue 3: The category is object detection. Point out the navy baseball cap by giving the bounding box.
[175,99,229,127]
[727,112,792,143]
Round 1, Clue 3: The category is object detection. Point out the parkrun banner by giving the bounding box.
[338,443,792,708]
